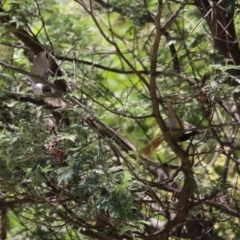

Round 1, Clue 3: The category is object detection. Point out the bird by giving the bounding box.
[141,100,199,158]
[31,51,52,95]
[30,51,68,108]
[29,51,70,126]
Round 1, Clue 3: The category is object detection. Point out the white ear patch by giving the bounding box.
[33,83,45,95]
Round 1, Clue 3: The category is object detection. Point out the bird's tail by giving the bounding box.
[141,134,164,158]
[31,51,51,79]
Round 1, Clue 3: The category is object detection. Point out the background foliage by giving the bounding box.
[0,0,240,239]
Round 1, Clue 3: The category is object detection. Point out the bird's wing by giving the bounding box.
[165,100,184,130]
[44,97,68,108]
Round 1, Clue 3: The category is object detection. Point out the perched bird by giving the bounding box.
[30,51,68,108]
[30,51,69,126]
[31,51,52,95]
[141,101,199,158]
